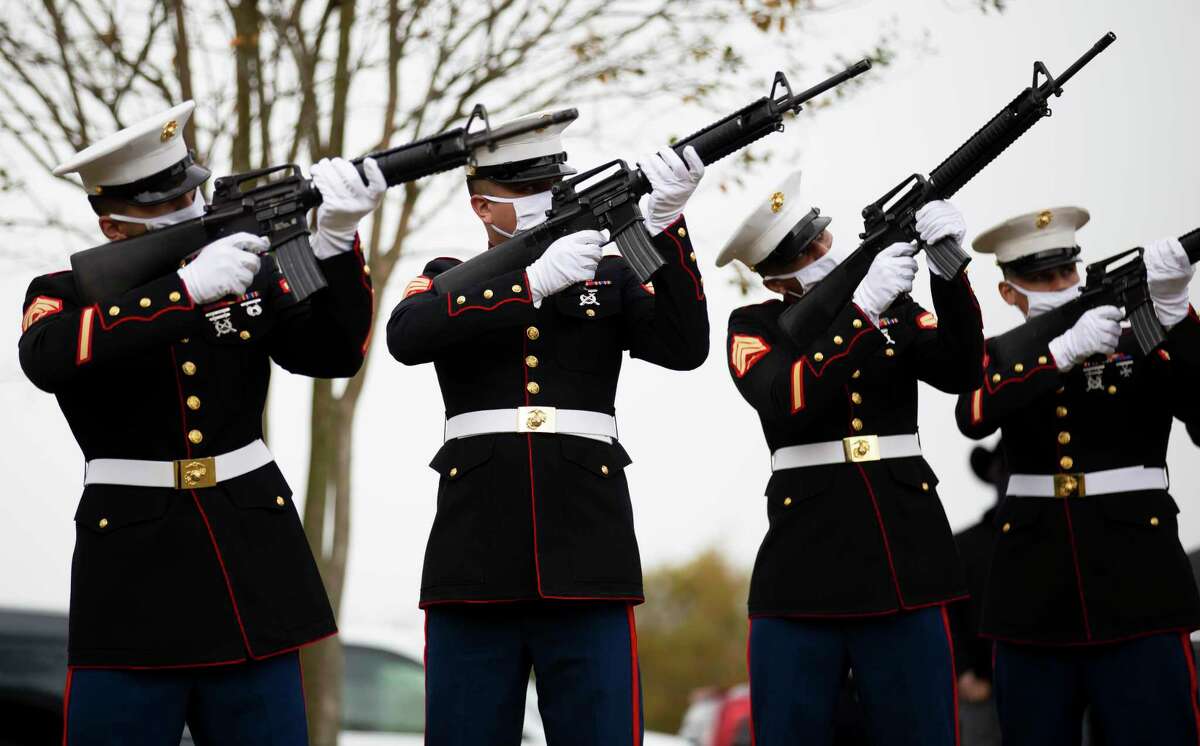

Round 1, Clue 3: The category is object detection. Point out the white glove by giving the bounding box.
[852,243,918,326]
[526,230,605,305]
[639,146,704,236]
[177,232,269,304]
[914,200,967,279]
[1048,305,1123,372]
[310,157,387,259]
[1144,236,1194,329]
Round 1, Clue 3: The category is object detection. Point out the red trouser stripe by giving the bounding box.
[627,604,641,746]
[61,666,74,746]
[940,606,962,746]
[1182,633,1200,745]
[747,618,757,746]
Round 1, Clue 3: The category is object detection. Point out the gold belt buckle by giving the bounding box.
[517,406,557,434]
[842,434,881,463]
[1054,473,1086,498]
[175,456,217,489]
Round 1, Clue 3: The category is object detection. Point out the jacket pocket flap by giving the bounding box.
[226,462,294,511]
[75,485,170,533]
[766,463,837,502]
[885,457,939,490]
[1094,491,1178,527]
[995,498,1046,533]
[429,436,496,478]
[559,435,631,476]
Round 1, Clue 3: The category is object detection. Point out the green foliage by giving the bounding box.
[637,548,751,732]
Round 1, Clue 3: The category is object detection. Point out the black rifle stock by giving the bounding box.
[778,32,1116,346]
[989,228,1200,365]
[70,106,579,305]
[431,60,873,295]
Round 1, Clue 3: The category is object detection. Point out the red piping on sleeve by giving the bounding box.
[448,294,531,317]
[1061,499,1093,641]
[661,218,704,301]
[941,605,962,746]
[94,295,195,331]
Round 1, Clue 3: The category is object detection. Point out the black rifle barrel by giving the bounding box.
[351,108,579,187]
[1051,31,1117,92]
[776,34,1115,347]
[430,62,873,296]
[668,60,871,168]
[1181,227,1200,264]
[69,107,575,305]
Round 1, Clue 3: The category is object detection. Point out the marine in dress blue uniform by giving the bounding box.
[19,102,384,745]
[387,113,710,745]
[956,207,1200,745]
[720,172,984,746]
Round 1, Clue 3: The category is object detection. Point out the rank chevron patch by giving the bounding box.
[730,334,771,378]
[21,295,63,332]
[916,311,938,329]
[403,275,433,299]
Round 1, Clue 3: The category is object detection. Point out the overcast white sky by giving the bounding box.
[2,0,1198,638]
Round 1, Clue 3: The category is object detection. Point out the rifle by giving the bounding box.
[69,106,579,305]
[431,60,873,294]
[988,228,1200,364]
[778,32,1116,346]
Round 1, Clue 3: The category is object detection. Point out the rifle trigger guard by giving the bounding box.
[768,71,795,116]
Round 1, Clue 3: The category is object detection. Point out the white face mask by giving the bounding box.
[763,247,841,298]
[484,190,553,239]
[1010,278,1082,318]
[109,196,206,232]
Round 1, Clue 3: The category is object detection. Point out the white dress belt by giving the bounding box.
[444,407,617,444]
[1006,466,1168,498]
[83,439,274,489]
[771,433,922,472]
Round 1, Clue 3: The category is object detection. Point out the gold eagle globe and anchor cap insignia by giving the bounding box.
[51,100,210,206]
[972,206,1090,270]
[717,170,827,269]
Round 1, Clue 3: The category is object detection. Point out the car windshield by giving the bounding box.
[341,644,424,733]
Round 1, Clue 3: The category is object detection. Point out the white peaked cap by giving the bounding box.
[717,171,824,268]
[972,206,1091,265]
[53,101,196,195]
[469,110,573,173]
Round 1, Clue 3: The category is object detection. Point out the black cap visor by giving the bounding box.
[468,153,576,185]
[90,153,211,206]
[1000,245,1082,277]
[758,208,831,271]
